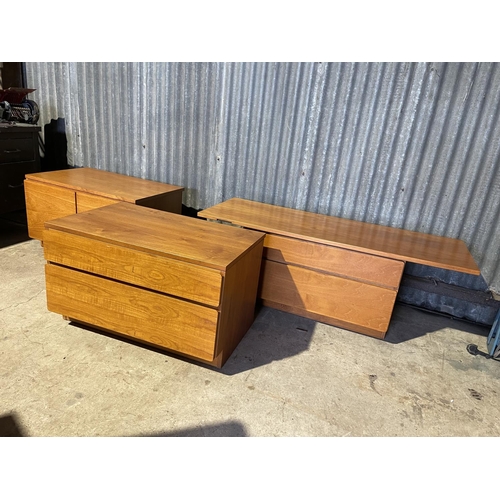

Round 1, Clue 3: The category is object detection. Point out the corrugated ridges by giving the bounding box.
[24,62,500,293]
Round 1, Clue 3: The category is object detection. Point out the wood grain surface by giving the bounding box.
[264,233,404,289]
[260,259,397,336]
[45,264,218,362]
[214,241,264,367]
[44,229,223,307]
[24,179,76,240]
[45,202,265,271]
[260,299,388,339]
[76,192,118,213]
[199,198,480,275]
[26,167,184,202]
[25,168,184,241]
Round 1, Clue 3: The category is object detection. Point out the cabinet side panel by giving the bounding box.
[214,240,264,367]
[45,263,218,362]
[25,179,75,240]
[137,190,183,214]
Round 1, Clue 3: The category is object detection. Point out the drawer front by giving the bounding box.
[45,264,218,362]
[260,259,397,335]
[24,179,76,240]
[44,229,223,307]
[0,161,39,212]
[264,233,404,290]
[0,136,35,163]
[76,191,118,213]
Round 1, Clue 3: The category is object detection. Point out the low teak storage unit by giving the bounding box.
[43,202,265,368]
[199,197,481,339]
[25,167,184,241]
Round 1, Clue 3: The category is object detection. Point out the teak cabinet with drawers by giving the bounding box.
[25,167,184,241]
[198,197,481,339]
[0,125,41,214]
[43,202,265,368]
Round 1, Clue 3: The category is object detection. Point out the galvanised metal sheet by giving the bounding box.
[24,62,500,294]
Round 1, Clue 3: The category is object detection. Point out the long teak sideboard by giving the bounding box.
[198,197,481,339]
[25,167,184,241]
[43,202,265,368]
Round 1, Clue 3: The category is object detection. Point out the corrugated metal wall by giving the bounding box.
[25,62,500,294]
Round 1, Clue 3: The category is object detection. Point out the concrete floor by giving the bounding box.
[1,210,499,437]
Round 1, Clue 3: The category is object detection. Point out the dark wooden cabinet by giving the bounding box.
[0,125,41,214]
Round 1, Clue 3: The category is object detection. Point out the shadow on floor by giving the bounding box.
[64,303,491,376]
[66,305,317,377]
[0,209,30,249]
[384,302,490,344]
[137,420,247,437]
[220,306,317,375]
[221,305,489,374]
[0,413,27,437]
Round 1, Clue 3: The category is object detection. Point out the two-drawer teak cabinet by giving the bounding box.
[43,202,265,368]
[25,167,184,241]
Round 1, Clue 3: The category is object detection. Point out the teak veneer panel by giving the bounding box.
[75,192,119,213]
[43,229,223,307]
[215,242,264,366]
[27,167,183,202]
[25,178,76,239]
[260,260,397,337]
[264,233,404,289]
[199,198,480,275]
[46,264,218,362]
[45,202,264,272]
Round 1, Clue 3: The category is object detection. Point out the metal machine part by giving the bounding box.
[0,87,39,124]
[486,309,500,358]
[467,309,500,360]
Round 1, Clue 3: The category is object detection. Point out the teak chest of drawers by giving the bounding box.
[25,167,184,241]
[43,202,265,368]
[198,198,481,339]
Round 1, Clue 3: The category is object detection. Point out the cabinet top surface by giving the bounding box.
[198,198,480,275]
[0,125,41,134]
[45,202,264,271]
[25,167,183,201]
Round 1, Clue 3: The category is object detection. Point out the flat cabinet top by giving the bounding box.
[198,198,480,275]
[0,125,41,134]
[26,167,183,201]
[45,202,264,271]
